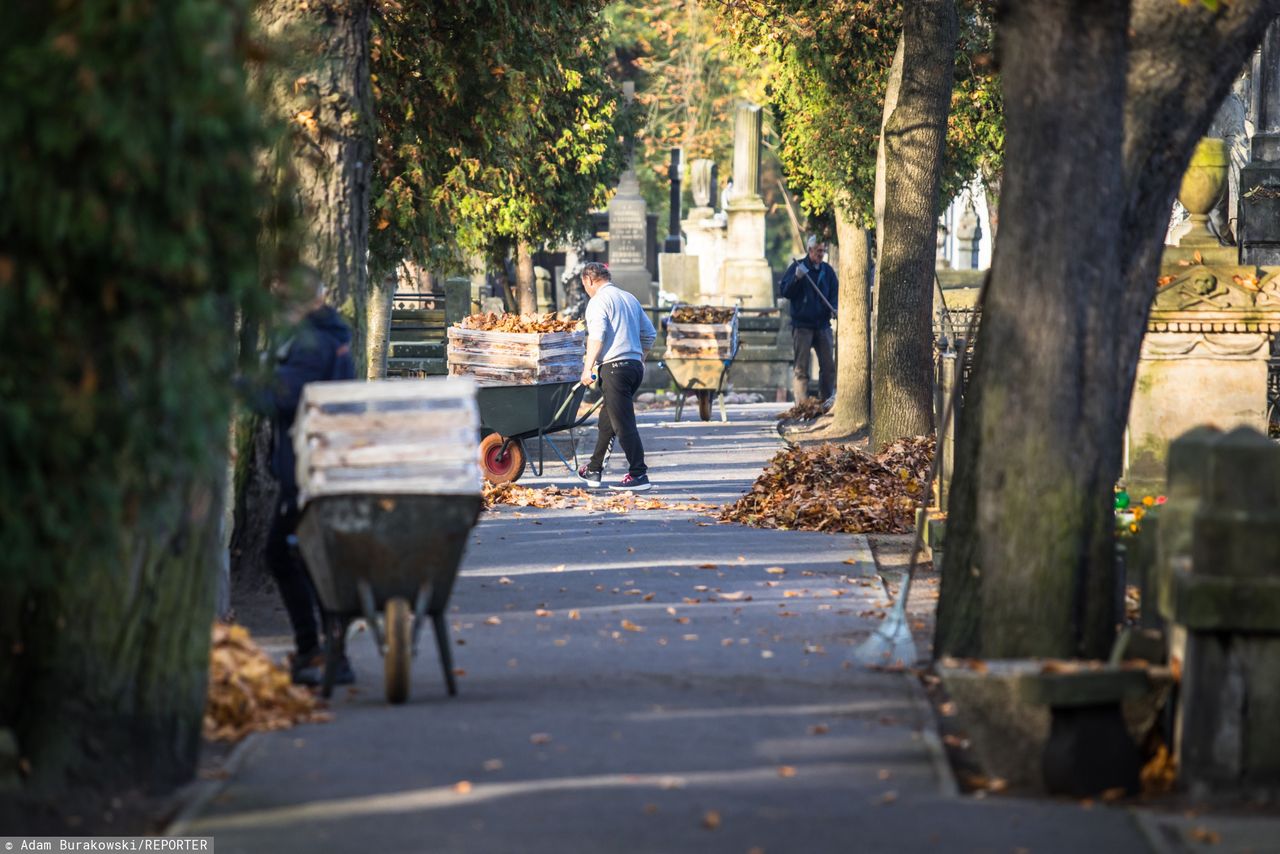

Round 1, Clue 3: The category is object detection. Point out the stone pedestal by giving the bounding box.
[684,209,726,302]
[722,198,774,307]
[1125,263,1280,497]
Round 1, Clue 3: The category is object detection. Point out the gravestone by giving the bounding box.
[718,103,775,307]
[607,82,654,304]
[1126,137,1280,496]
[1241,20,1280,265]
[1159,428,1280,796]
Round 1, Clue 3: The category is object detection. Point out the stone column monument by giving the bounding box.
[608,81,654,304]
[718,102,775,307]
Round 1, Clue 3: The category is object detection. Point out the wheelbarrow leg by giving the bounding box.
[431,610,458,697]
[320,612,347,699]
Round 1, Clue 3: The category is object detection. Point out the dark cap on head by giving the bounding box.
[582,261,611,282]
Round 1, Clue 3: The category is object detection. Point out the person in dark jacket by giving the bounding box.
[258,269,357,685]
[780,235,838,403]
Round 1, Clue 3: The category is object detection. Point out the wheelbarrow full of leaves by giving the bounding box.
[292,378,483,703]
[660,304,740,422]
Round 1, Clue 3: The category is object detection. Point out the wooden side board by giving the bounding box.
[294,378,481,501]
[446,327,586,386]
[666,318,738,360]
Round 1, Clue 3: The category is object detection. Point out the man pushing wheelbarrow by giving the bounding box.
[576,262,657,492]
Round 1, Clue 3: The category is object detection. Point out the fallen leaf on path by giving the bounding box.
[484,616,502,626]
[568,610,581,620]
[452,780,473,794]
[621,619,644,632]
[1188,826,1221,845]
[777,766,797,778]
[701,810,722,830]
[535,609,552,617]
[808,724,829,735]
[530,733,552,745]
[766,567,787,575]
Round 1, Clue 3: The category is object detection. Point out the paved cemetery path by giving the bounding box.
[181,405,1152,853]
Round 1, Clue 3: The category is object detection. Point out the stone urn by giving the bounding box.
[1177,137,1229,247]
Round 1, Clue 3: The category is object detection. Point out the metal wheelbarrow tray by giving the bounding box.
[297,493,482,702]
[474,381,602,483]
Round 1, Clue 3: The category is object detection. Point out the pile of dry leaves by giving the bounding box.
[483,483,587,509]
[720,437,934,534]
[671,305,735,324]
[775,398,827,422]
[204,623,331,742]
[483,482,716,514]
[457,312,581,334]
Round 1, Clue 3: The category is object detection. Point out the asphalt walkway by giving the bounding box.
[181,405,1153,853]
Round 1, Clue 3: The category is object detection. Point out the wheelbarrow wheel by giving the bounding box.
[384,596,412,704]
[696,390,713,422]
[479,433,526,484]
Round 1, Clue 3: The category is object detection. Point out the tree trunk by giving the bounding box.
[828,206,872,435]
[870,1,956,448]
[873,35,906,316]
[0,0,257,819]
[516,242,537,315]
[935,0,1277,661]
[257,0,373,371]
[366,266,396,379]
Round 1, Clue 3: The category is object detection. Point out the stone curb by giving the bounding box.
[162,732,264,838]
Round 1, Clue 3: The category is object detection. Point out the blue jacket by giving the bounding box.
[267,306,356,498]
[781,259,838,329]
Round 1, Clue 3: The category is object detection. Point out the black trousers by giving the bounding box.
[588,359,646,477]
[265,493,321,655]
[792,326,835,401]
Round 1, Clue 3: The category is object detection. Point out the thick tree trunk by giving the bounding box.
[827,206,872,435]
[516,242,537,315]
[935,0,1278,661]
[870,1,956,448]
[366,267,396,379]
[0,1,259,820]
[257,0,373,370]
